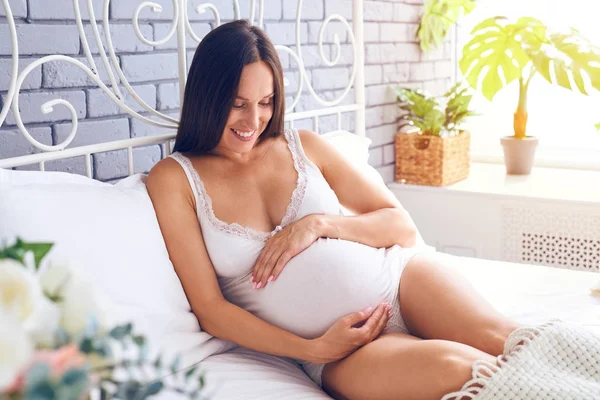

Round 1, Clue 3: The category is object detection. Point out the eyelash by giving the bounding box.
[232,102,272,109]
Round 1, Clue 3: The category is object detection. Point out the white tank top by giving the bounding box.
[170,128,406,339]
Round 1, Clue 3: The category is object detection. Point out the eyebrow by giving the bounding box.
[235,93,275,101]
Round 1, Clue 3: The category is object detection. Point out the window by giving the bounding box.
[454,0,600,170]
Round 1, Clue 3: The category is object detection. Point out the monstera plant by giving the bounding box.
[417,0,477,52]
[460,16,600,174]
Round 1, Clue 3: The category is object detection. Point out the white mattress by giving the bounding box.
[158,256,600,400]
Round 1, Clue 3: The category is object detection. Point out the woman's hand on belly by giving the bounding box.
[307,302,392,364]
[252,214,323,289]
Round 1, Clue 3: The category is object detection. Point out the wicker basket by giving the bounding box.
[394,130,470,186]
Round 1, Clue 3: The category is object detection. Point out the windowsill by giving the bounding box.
[387,162,600,205]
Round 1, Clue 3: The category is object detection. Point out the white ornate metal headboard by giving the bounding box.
[0,0,365,178]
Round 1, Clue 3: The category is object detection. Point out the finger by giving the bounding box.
[344,307,374,327]
[256,247,281,288]
[270,250,293,281]
[252,248,268,283]
[369,304,392,341]
[253,242,275,285]
[356,303,386,337]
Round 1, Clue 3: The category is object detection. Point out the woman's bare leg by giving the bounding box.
[322,332,496,400]
[399,252,522,356]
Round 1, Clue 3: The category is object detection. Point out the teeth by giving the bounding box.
[233,129,254,138]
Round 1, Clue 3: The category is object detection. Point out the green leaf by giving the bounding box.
[116,381,143,400]
[185,366,198,381]
[54,327,70,348]
[25,382,55,400]
[153,355,162,370]
[24,364,52,389]
[170,355,181,374]
[79,338,94,354]
[0,238,53,270]
[460,17,532,101]
[527,30,600,95]
[142,381,164,397]
[20,242,53,270]
[595,122,600,130]
[133,335,146,347]
[109,323,133,341]
[418,0,477,52]
[60,369,87,386]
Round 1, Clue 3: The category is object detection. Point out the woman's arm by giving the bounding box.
[147,158,388,364]
[312,208,418,249]
[298,129,419,248]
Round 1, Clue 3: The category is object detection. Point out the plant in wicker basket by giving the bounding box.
[395,83,475,137]
[393,83,475,186]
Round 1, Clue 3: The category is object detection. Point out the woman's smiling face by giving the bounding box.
[216,61,275,155]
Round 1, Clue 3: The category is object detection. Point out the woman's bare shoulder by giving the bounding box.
[147,157,194,204]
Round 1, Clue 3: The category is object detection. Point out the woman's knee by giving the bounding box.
[322,336,495,400]
[427,340,495,392]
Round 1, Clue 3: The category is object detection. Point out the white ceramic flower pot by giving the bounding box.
[500,136,539,175]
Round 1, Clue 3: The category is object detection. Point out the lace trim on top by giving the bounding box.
[170,128,307,242]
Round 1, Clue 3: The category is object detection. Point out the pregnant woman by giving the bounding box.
[147,20,521,400]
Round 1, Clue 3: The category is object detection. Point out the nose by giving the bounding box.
[244,104,260,131]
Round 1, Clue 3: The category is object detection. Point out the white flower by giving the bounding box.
[0,259,36,321]
[0,259,59,347]
[40,263,111,338]
[0,309,33,391]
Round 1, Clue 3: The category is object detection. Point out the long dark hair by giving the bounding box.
[173,20,285,154]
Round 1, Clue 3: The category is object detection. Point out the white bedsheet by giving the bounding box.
[157,256,600,400]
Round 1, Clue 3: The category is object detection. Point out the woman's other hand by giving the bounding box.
[251,214,323,288]
[307,303,393,364]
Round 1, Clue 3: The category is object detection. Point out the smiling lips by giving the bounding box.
[231,128,256,141]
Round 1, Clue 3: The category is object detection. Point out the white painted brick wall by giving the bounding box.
[0,0,26,18]
[0,58,42,91]
[0,25,80,55]
[382,63,409,83]
[283,1,323,20]
[0,0,453,183]
[43,56,115,88]
[308,21,349,44]
[393,3,422,23]
[265,22,309,45]
[157,83,179,110]
[3,91,86,124]
[87,84,157,118]
[0,127,51,159]
[365,65,383,85]
[29,0,104,20]
[155,23,212,50]
[54,118,130,148]
[121,53,179,82]
[83,24,154,53]
[380,23,410,43]
[363,1,394,22]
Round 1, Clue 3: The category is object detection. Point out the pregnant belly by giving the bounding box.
[227,238,398,339]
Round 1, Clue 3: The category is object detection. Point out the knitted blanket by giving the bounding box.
[441,320,600,399]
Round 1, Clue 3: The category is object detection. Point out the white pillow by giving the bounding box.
[0,169,234,365]
[321,129,371,165]
[321,129,387,191]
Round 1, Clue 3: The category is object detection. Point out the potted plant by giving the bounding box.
[393,83,475,186]
[460,16,600,174]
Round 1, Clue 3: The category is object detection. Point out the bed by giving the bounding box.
[1,0,599,399]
